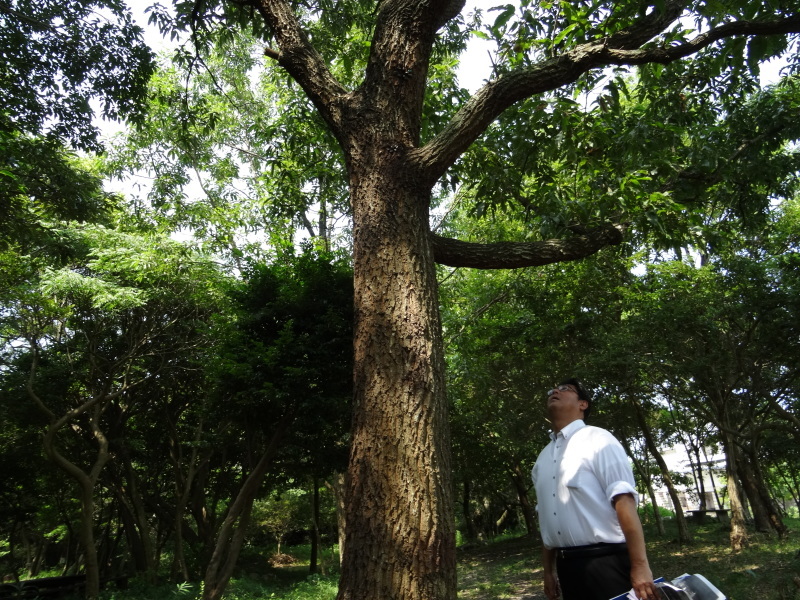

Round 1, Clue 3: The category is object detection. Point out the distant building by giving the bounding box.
[650,445,727,513]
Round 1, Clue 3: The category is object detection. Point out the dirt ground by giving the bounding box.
[457,535,547,600]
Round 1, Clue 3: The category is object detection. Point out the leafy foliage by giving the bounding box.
[0,0,154,150]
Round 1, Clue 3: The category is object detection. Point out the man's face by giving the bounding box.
[546,384,587,418]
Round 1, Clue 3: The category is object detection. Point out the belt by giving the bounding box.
[556,542,628,560]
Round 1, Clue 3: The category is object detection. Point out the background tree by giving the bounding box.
[196,250,352,600]
[0,221,232,598]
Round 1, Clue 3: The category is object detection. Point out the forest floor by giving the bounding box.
[457,535,545,600]
[42,517,800,600]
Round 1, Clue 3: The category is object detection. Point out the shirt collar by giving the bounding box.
[549,419,586,441]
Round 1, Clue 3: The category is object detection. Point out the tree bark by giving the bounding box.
[719,430,749,551]
[739,443,788,537]
[27,349,113,600]
[310,479,322,575]
[339,162,457,600]
[621,435,665,537]
[460,479,478,544]
[431,226,624,269]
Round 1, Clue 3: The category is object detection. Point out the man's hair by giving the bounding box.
[559,377,592,421]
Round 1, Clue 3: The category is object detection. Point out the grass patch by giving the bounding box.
[456,517,800,600]
[644,518,800,600]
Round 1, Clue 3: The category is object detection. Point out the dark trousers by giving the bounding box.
[556,550,632,600]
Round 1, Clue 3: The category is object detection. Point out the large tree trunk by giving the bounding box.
[736,448,774,533]
[338,168,456,600]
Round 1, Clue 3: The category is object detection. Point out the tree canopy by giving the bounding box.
[0,0,154,150]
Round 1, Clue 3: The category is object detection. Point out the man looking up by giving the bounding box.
[531,378,660,600]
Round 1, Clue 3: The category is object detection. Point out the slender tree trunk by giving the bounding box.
[39,416,111,600]
[510,465,538,537]
[310,478,321,575]
[689,445,708,511]
[27,349,117,600]
[338,165,455,600]
[620,433,665,535]
[324,473,346,566]
[702,446,723,509]
[169,418,209,581]
[76,480,101,600]
[111,459,157,583]
[631,448,665,536]
[461,479,478,544]
[202,424,288,600]
[631,399,691,544]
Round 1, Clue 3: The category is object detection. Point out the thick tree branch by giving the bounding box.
[413,12,800,186]
[431,0,468,31]
[246,0,348,133]
[431,223,625,269]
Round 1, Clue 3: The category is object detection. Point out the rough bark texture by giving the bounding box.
[341,160,457,600]
[431,225,624,269]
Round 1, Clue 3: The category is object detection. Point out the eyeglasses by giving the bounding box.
[547,384,577,396]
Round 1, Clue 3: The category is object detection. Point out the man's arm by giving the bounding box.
[614,493,659,600]
[542,546,560,600]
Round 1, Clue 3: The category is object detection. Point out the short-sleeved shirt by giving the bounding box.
[531,419,638,549]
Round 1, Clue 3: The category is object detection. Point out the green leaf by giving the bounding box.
[553,23,579,46]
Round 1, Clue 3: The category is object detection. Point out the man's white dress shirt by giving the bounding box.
[531,419,638,549]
